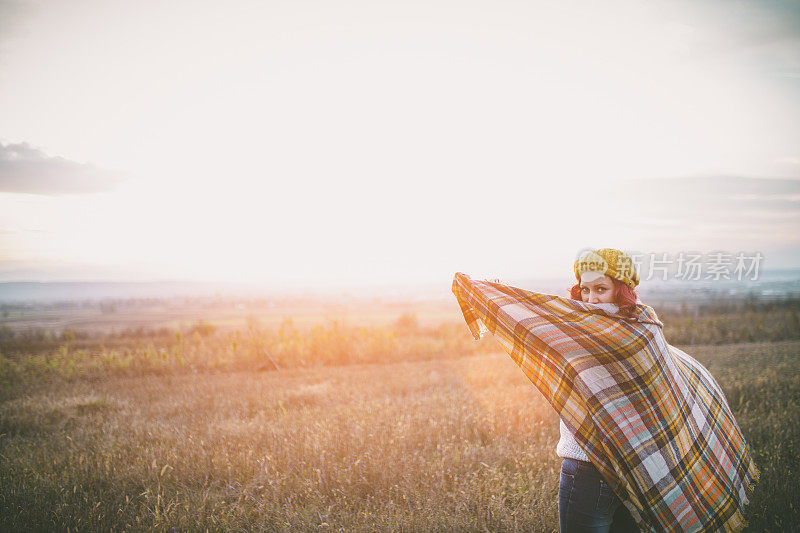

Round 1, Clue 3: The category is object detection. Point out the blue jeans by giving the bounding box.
[558,458,638,532]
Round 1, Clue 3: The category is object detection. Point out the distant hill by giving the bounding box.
[1,269,799,304]
[0,281,237,302]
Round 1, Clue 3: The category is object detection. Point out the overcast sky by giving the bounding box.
[0,0,798,286]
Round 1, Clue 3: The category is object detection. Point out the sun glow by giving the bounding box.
[1,0,799,283]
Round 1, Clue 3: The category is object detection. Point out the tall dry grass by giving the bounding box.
[2,300,799,399]
[1,340,798,531]
[1,301,799,530]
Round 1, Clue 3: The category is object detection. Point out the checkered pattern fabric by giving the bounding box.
[452,273,759,532]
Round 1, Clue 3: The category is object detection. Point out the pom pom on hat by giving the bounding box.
[574,248,640,289]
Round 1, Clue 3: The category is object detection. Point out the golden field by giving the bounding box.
[1,298,799,531]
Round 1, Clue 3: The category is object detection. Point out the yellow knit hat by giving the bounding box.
[574,248,640,289]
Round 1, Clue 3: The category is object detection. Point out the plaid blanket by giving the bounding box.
[452,273,759,532]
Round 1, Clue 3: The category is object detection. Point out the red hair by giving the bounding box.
[569,278,639,317]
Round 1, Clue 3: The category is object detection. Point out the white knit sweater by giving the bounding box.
[556,419,590,461]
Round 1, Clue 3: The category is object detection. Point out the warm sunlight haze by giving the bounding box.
[1,0,798,285]
[2,2,800,531]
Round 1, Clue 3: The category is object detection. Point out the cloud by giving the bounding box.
[624,175,800,210]
[613,175,800,248]
[688,0,800,75]
[0,141,123,195]
[0,1,33,47]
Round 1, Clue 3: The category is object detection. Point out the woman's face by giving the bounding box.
[580,274,616,304]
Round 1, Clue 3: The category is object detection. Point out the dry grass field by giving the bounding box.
[1,300,799,531]
[0,342,798,531]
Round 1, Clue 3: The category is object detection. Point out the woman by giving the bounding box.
[558,249,642,532]
[451,249,758,533]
